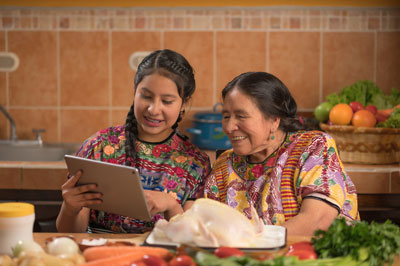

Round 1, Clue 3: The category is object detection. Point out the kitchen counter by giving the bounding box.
[1,152,399,193]
[1,158,399,232]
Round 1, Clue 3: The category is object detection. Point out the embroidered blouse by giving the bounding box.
[75,125,211,233]
[203,130,359,225]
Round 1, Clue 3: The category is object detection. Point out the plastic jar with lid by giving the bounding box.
[0,202,35,256]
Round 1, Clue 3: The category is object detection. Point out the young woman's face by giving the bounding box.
[222,88,278,158]
[134,73,183,142]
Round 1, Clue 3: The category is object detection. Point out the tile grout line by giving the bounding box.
[266,31,269,73]
[5,30,9,139]
[319,31,323,103]
[56,26,61,142]
[373,30,377,83]
[108,29,112,125]
[213,30,216,105]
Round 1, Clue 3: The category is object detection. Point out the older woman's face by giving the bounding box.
[222,88,276,156]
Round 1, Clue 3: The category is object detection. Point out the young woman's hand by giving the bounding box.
[143,190,182,218]
[60,170,103,215]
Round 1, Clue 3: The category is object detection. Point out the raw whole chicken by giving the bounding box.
[152,198,265,247]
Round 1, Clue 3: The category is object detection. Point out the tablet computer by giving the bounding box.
[64,155,152,221]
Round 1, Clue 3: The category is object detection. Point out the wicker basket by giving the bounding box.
[320,123,400,164]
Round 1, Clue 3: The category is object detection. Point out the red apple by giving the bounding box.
[349,101,364,113]
[365,104,378,115]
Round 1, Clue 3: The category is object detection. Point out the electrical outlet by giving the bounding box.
[129,51,151,71]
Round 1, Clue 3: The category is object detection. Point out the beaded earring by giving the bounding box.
[271,135,275,140]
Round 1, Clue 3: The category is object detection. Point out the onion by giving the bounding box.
[46,237,79,258]
[12,240,44,257]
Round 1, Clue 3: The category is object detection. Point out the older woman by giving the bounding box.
[203,72,359,236]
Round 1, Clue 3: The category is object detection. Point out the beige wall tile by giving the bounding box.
[0,74,6,139]
[112,109,129,126]
[8,31,58,106]
[60,31,109,106]
[9,108,59,142]
[164,31,214,107]
[376,32,400,93]
[349,171,390,193]
[322,32,374,98]
[61,109,109,143]
[0,167,21,189]
[111,32,161,107]
[178,110,195,138]
[22,168,66,190]
[0,30,6,139]
[391,171,400,193]
[216,32,266,95]
[270,32,320,109]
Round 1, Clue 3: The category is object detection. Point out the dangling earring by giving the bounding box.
[270,133,275,140]
[180,109,185,117]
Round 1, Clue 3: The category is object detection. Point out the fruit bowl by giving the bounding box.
[320,123,400,164]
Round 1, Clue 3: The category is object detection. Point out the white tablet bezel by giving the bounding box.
[64,155,152,222]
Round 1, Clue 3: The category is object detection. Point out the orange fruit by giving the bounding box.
[352,109,376,127]
[329,103,353,125]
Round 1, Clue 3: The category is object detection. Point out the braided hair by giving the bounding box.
[125,49,195,165]
[222,72,303,133]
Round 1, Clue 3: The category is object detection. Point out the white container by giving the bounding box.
[0,202,35,256]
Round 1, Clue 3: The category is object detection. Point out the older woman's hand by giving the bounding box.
[282,198,339,236]
[143,190,183,219]
[60,170,103,216]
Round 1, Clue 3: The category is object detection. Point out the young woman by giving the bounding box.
[56,49,211,233]
[203,72,359,236]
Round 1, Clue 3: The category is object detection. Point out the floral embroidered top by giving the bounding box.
[203,130,359,225]
[75,125,211,233]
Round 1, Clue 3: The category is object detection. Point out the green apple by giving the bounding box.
[314,102,333,122]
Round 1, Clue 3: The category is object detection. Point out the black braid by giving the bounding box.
[124,103,138,166]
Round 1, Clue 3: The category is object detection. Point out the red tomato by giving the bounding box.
[286,249,317,260]
[169,254,196,266]
[286,241,317,260]
[214,247,244,258]
[132,255,168,266]
[288,241,314,251]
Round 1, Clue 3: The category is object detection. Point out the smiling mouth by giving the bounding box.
[144,116,163,124]
[231,136,246,141]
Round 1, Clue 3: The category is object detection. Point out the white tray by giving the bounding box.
[143,224,286,251]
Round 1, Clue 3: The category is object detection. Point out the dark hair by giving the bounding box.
[125,49,195,165]
[222,72,302,133]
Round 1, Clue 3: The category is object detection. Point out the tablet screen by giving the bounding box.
[64,155,152,221]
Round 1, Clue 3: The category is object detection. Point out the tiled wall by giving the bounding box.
[0,7,399,143]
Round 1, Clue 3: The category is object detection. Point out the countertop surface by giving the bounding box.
[1,151,399,193]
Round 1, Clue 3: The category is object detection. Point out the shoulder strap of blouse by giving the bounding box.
[281,131,319,221]
[214,150,231,202]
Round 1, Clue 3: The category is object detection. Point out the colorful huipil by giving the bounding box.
[204,130,359,225]
[75,125,211,233]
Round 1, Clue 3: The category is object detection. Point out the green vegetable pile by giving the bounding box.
[312,218,400,266]
[377,108,400,128]
[195,252,362,266]
[325,80,400,110]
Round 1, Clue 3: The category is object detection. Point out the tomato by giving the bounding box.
[169,254,196,266]
[286,241,317,260]
[286,249,317,260]
[365,104,378,115]
[214,247,244,258]
[132,254,168,266]
[289,241,314,250]
[349,101,364,113]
